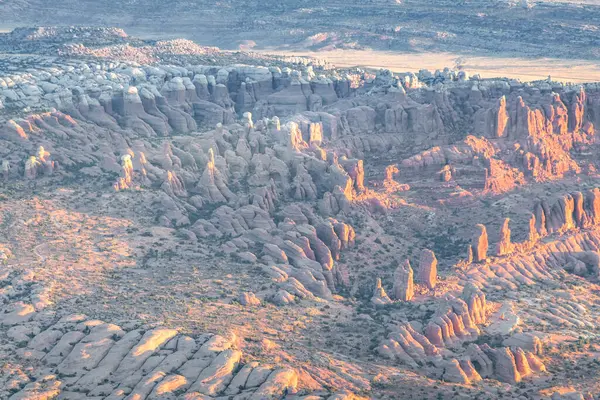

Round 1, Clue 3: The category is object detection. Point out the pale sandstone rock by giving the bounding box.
[502,333,543,355]
[525,351,546,373]
[245,365,273,388]
[7,324,40,343]
[225,362,257,395]
[148,374,187,399]
[486,302,519,335]
[1,302,36,326]
[249,368,298,399]
[271,289,296,306]
[114,328,178,378]
[57,324,124,377]
[512,347,532,377]
[44,330,86,366]
[74,330,143,390]
[125,370,166,399]
[465,344,494,378]
[187,349,242,395]
[459,359,482,383]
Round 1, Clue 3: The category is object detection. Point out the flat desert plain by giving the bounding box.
[256,48,600,82]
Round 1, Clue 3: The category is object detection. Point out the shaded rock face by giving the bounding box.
[496,218,513,256]
[466,245,474,264]
[403,327,544,385]
[527,213,539,244]
[378,323,442,368]
[393,260,414,301]
[442,359,473,384]
[417,249,437,289]
[532,190,600,236]
[464,343,545,384]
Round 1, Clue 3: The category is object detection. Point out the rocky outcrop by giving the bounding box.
[502,333,544,355]
[461,282,487,325]
[460,343,545,384]
[371,278,392,307]
[496,218,513,256]
[5,39,600,399]
[532,189,600,237]
[378,323,441,367]
[393,260,414,301]
[480,346,525,383]
[198,148,236,203]
[442,358,480,384]
[416,249,437,289]
[2,310,321,400]
[471,224,488,263]
[461,192,600,290]
[23,146,56,180]
[464,188,600,291]
[425,294,480,346]
[239,292,261,306]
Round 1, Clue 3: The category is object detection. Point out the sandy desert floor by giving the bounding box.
[255,49,600,83]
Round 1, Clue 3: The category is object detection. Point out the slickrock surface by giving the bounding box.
[3,26,600,400]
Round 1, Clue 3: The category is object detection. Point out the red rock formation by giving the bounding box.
[425,294,480,347]
[416,249,437,289]
[483,157,524,194]
[585,188,600,225]
[438,164,453,182]
[467,344,546,384]
[371,278,392,306]
[569,87,586,133]
[495,95,509,138]
[534,200,549,237]
[465,245,474,264]
[496,218,513,256]
[461,282,487,325]
[527,213,539,244]
[393,260,414,301]
[339,157,365,193]
[471,224,488,263]
[482,345,521,384]
[442,359,471,384]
